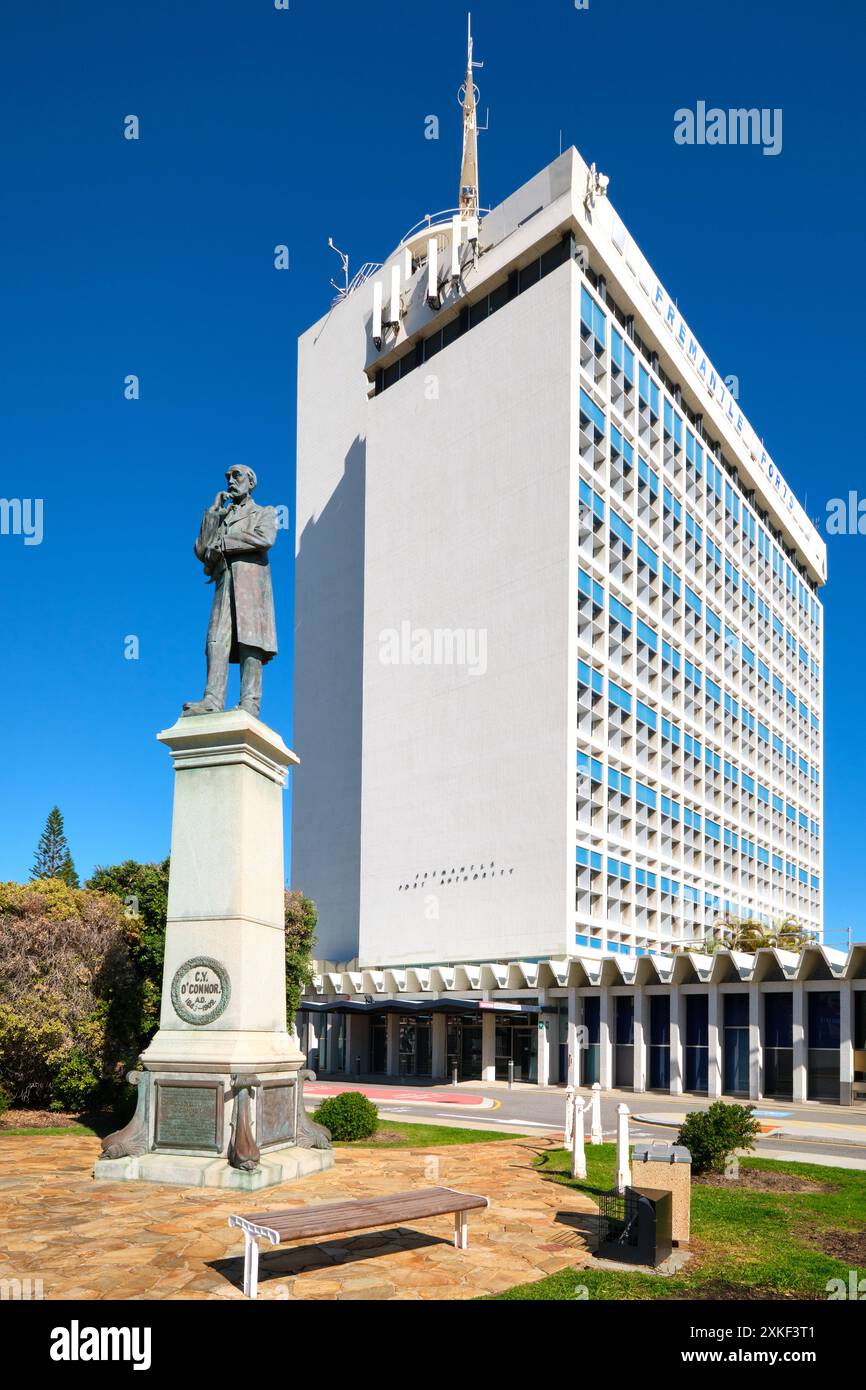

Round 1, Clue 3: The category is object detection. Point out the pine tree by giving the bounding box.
[58,848,80,889]
[31,806,79,886]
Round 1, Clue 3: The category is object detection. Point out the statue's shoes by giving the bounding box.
[181,698,223,717]
[234,702,261,717]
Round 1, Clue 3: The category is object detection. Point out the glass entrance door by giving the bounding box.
[493,1014,538,1081]
[460,1023,482,1080]
[399,1018,417,1077]
[398,1015,433,1077]
[369,1016,387,1074]
[513,1027,537,1082]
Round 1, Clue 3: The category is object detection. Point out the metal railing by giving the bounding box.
[398,207,490,247]
[331,261,382,305]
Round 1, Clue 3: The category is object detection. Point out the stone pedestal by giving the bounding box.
[94,711,333,1189]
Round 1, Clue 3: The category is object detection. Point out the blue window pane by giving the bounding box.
[584,995,600,1045]
[650,995,670,1046]
[724,993,749,1028]
[615,996,634,1046]
[809,992,840,1050]
[765,994,793,1048]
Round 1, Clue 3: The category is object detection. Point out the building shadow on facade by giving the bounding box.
[293,435,366,965]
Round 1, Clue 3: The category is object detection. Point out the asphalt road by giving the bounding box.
[312,1078,866,1165]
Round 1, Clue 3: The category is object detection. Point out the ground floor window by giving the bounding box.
[685,994,708,1093]
[808,991,840,1101]
[614,996,634,1088]
[722,992,749,1097]
[763,992,793,1099]
[557,1004,569,1082]
[856,993,866,1095]
[649,995,670,1090]
[583,996,600,1084]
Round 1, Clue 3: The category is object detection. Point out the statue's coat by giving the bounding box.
[195,498,278,660]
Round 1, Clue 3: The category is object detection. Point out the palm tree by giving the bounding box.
[703,913,816,954]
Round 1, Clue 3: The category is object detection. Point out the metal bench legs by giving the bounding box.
[243,1230,260,1300]
[454,1210,469,1250]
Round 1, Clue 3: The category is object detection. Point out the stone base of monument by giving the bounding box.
[93,1145,333,1191]
[93,710,334,1191]
[93,1064,335,1190]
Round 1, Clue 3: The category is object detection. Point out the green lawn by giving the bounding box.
[331,1119,525,1148]
[0,1121,103,1138]
[0,1108,116,1138]
[490,1144,866,1300]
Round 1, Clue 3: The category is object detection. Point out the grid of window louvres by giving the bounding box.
[576,281,821,958]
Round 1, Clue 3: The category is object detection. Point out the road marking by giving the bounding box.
[424,1114,559,1128]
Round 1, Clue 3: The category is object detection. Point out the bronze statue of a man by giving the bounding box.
[183,465,278,719]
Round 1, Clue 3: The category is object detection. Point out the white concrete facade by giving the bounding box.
[360,260,576,965]
[300,944,866,1105]
[294,146,825,969]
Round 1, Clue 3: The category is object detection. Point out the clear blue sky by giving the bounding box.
[1,0,863,947]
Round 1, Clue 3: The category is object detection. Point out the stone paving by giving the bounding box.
[0,1135,597,1300]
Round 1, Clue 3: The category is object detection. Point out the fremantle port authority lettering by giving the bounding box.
[602,206,820,565]
[170,957,231,1025]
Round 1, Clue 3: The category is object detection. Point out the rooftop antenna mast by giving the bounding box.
[458,13,487,219]
[327,238,350,297]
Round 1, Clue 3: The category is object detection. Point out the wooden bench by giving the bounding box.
[228,1186,490,1298]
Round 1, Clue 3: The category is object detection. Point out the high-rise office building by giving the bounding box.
[293,40,826,982]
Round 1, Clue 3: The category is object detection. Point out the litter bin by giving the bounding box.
[632,1141,692,1243]
[596,1185,672,1267]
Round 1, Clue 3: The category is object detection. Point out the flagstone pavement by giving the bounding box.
[0,1135,598,1300]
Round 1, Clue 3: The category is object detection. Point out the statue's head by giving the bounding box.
[225,465,257,502]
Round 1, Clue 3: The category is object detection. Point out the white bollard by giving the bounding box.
[564,1085,575,1150]
[590,1081,603,1145]
[615,1102,631,1194]
[571,1097,587,1179]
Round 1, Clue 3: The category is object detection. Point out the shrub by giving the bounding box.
[313,1090,378,1142]
[0,880,142,1109]
[284,891,317,1028]
[0,1081,9,1115]
[49,1048,102,1112]
[0,1005,68,1106]
[676,1100,761,1175]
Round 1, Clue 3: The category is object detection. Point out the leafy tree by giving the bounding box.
[285,890,317,1027]
[31,807,79,887]
[86,859,170,1044]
